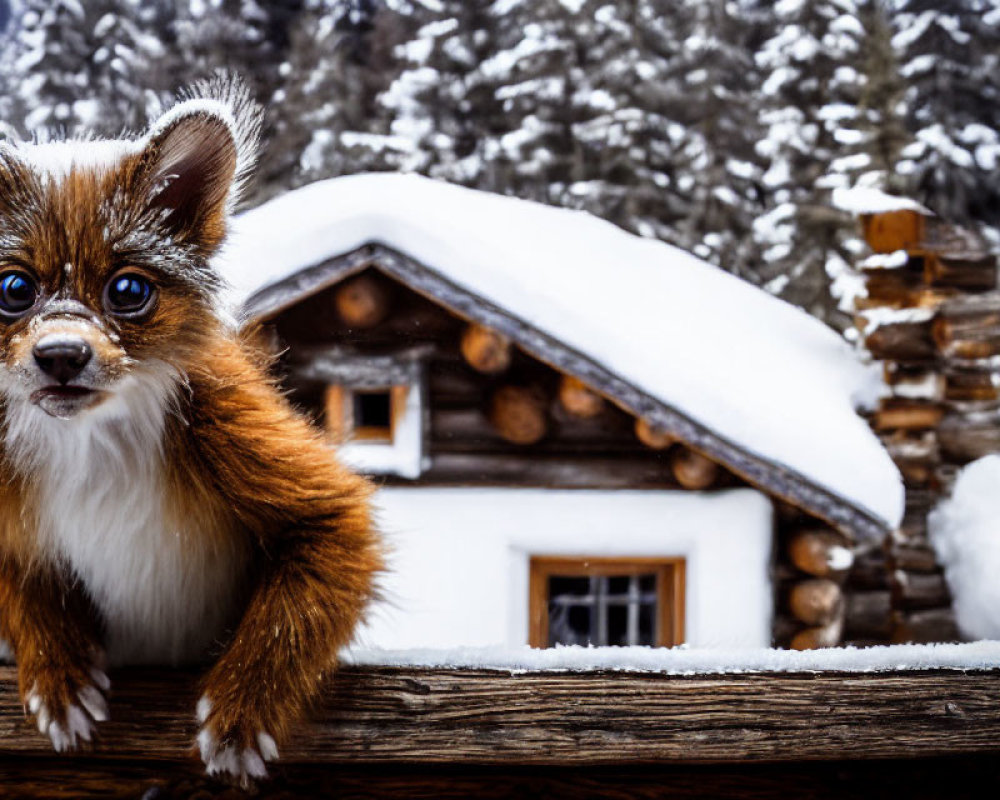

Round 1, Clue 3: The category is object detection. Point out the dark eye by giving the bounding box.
[105,273,154,316]
[0,271,38,318]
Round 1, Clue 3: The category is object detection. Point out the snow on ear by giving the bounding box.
[139,101,242,253]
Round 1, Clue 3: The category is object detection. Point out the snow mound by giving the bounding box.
[929,455,1000,639]
[216,172,903,531]
[345,640,1000,674]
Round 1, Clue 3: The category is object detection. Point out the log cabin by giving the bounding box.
[217,172,908,652]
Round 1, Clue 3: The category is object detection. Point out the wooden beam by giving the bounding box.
[3,666,1000,768]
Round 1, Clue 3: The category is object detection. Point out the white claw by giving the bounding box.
[242,747,268,779]
[78,685,109,722]
[196,695,212,724]
[89,668,111,692]
[198,727,276,784]
[36,704,51,735]
[48,721,69,752]
[66,704,93,744]
[26,687,41,715]
[197,727,217,763]
[207,745,240,779]
[257,731,279,762]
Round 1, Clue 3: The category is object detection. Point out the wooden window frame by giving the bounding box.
[324,384,410,443]
[529,556,686,648]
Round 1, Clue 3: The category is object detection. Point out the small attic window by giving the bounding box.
[307,350,428,480]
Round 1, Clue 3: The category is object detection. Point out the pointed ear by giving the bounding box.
[138,102,240,255]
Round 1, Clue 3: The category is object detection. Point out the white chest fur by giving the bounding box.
[5,370,249,666]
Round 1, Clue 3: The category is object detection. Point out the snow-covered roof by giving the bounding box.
[831,186,932,216]
[216,173,903,536]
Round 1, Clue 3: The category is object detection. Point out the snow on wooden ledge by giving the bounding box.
[344,640,1000,674]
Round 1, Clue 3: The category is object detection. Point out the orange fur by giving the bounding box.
[0,83,382,783]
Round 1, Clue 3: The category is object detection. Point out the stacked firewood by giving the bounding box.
[851,207,998,644]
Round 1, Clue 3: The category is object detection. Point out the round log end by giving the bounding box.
[334,275,390,328]
[559,376,605,418]
[490,385,547,445]
[635,418,675,449]
[790,618,843,650]
[789,578,844,626]
[461,325,512,374]
[670,446,719,490]
[788,529,854,579]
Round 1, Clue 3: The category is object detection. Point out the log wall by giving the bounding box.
[269,269,743,491]
[851,209,1000,644]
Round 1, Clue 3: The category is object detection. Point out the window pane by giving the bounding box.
[354,391,392,431]
[639,603,655,645]
[546,570,660,647]
[547,602,592,647]
[608,604,628,646]
[550,576,590,597]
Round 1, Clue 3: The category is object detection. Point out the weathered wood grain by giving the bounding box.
[3,666,1000,767]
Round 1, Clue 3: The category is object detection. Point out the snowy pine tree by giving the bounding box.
[649,0,767,279]
[0,0,168,138]
[256,0,408,199]
[752,0,870,322]
[891,0,1000,243]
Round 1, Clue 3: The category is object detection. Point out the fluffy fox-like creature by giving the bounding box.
[0,80,382,783]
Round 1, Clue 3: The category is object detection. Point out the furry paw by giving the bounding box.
[23,666,110,752]
[195,694,278,787]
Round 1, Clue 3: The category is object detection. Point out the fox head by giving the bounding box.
[0,80,260,424]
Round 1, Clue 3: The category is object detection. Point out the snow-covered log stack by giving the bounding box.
[845,193,999,645]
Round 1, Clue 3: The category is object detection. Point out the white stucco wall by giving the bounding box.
[356,487,774,650]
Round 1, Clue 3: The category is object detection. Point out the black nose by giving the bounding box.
[33,338,93,384]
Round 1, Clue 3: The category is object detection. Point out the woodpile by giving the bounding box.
[779,521,856,650]
[849,207,993,645]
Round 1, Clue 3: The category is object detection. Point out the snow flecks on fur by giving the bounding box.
[12,139,141,182]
